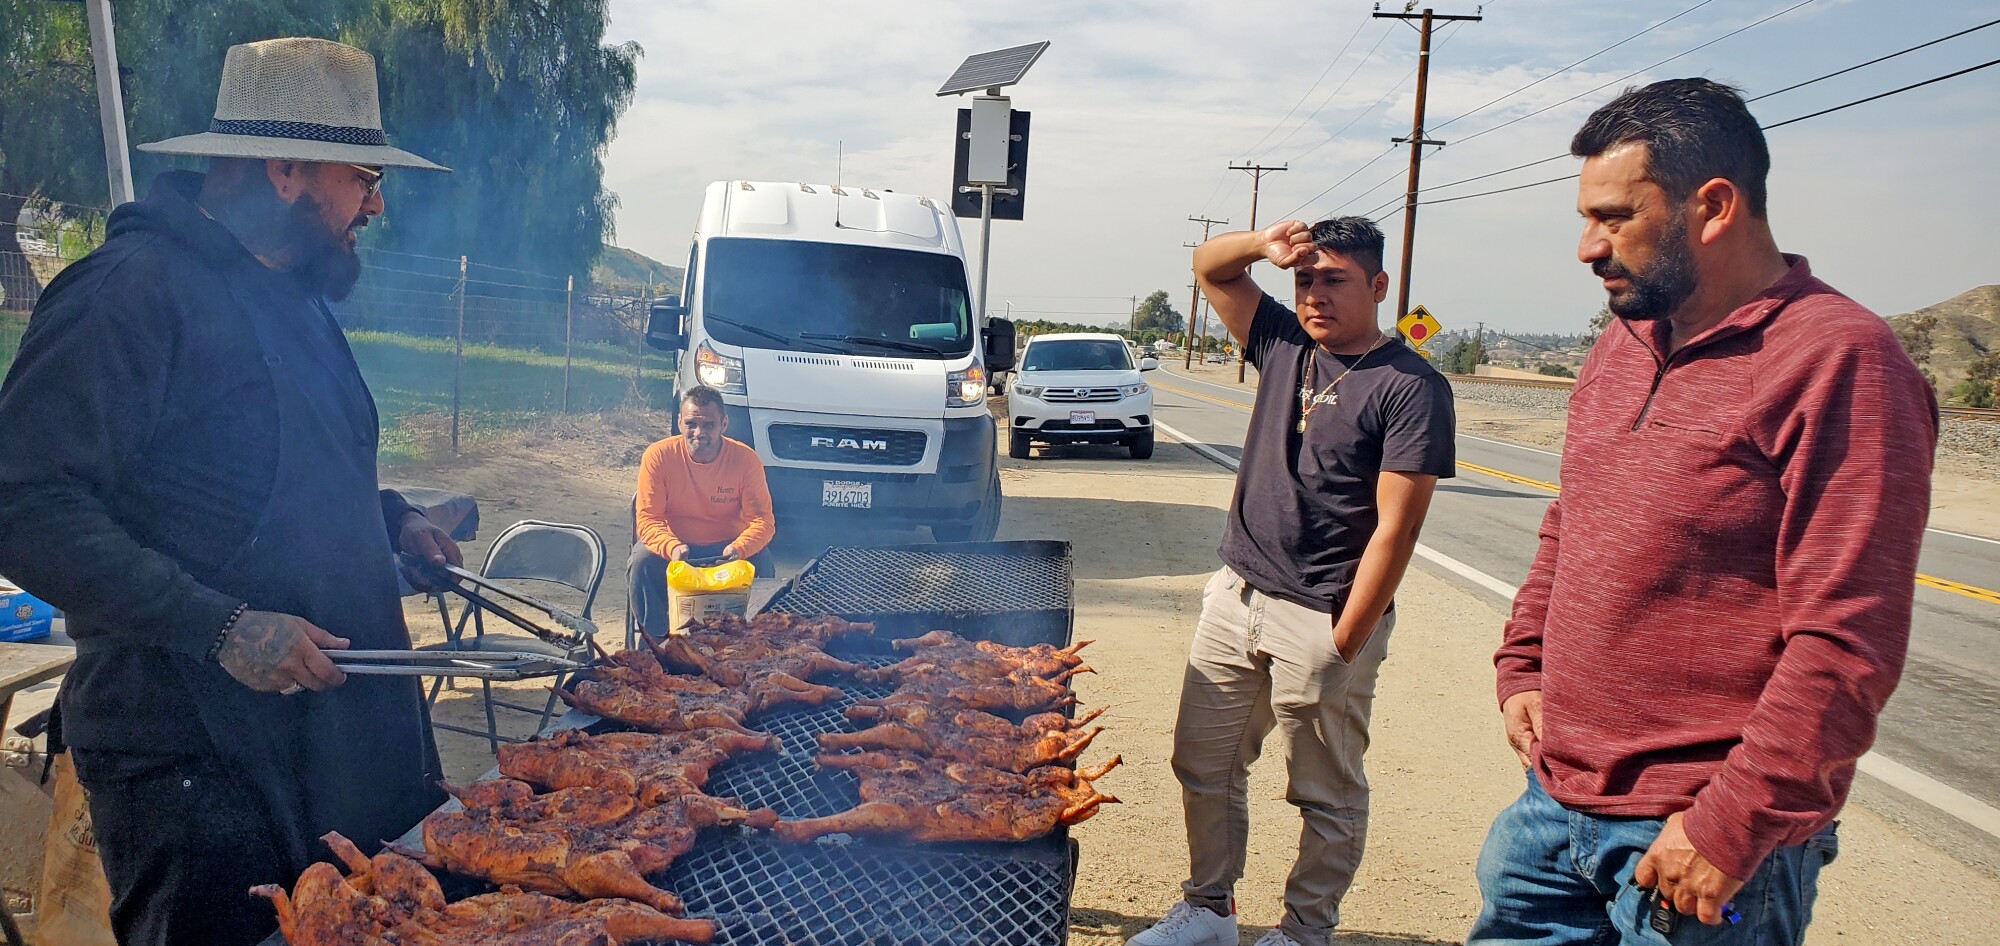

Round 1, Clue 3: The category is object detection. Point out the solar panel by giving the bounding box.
[936,41,1051,96]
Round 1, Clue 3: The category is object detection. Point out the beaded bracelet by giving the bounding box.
[205,603,251,662]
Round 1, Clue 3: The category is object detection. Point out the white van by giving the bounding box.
[645,181,1016,541]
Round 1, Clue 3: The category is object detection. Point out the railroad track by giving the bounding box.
[1445,374,2000,422]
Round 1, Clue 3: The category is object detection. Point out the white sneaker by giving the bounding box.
[1249,930,1303,946]
[1128,900,1237,946]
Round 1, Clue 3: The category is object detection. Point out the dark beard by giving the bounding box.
[1593,213,1697,322]
[212,183,364,301]
[277,193,364,302]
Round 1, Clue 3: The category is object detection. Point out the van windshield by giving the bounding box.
[700,237,973,358]
[1021,339,1133,372]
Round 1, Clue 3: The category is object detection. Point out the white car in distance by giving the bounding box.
[1007,333,1157,460]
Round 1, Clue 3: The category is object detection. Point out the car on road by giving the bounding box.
[1007,333,1157,460]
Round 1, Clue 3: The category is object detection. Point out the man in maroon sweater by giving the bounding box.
[1468,79,1937,944]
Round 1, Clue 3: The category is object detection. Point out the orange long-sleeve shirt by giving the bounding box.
[635,436,775,559]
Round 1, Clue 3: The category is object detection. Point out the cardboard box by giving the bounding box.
[0,580,54,643]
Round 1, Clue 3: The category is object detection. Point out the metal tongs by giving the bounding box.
[327,649,591,680]
[398,552,603,652]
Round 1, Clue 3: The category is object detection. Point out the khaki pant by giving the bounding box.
[1171,566,1394,946]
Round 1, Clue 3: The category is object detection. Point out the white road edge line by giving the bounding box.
[1153,417,2000,843]
[1926,526,2000,547]
[1459,433,1561,457]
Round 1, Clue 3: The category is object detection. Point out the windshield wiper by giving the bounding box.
[705,313,841,353]
[799,333,944,356]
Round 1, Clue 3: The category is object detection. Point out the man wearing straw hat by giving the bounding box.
[0,38,462,945]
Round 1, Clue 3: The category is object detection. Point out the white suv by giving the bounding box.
[1007,333,1158,460]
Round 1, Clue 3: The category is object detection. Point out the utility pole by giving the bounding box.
[1375,5,1482,322]
[1184,214,1229,369]
[1227,163,1285,382]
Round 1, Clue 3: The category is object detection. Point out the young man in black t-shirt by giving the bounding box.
[1128,218,1455,946]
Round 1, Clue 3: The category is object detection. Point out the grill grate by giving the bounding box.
[704,655,898,819]
[664,832,1074,946]
[768,545,1071,616]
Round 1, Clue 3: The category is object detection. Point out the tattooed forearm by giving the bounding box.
[214,610,344,693]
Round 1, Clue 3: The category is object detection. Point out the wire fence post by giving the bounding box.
[452,255,466,453]
[562,274,574,414]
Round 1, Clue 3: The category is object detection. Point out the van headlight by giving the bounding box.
[1012,383,1045,399]
[694,342,746,394]
[1121,382,1150,397]
[947,365,986,407]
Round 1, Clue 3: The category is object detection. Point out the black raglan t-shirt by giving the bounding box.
[1219,293,1457,613]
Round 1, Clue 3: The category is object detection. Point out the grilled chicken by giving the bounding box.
[860,631,1091,683]
[252,831,714,946]
[857,662,1091,715]
[391,778,775,915]
[772,754,1119,844]
[556,649,840,735]
[821,705,1105,772]
[499,728,774,804]
[654,613,874,689]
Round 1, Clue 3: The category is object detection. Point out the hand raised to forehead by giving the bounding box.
[1258,220,1317,270]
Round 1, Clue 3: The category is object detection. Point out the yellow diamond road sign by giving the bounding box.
[1397,305,1442,348]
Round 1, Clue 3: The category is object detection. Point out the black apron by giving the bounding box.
[89,260,445,873]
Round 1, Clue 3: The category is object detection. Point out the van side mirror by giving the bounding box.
[647,298,687,352]
[984,318,1017,372]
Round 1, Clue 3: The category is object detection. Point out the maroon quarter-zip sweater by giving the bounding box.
[1495,256,1938,880]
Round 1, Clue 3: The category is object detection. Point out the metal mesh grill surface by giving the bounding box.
[704,657,897,819]
[767,546,1071,616]
[663,833,1073,946]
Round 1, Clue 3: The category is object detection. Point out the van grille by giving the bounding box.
[769,425,926,466]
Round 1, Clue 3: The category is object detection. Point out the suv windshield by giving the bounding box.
[1021,339,1133,372]
[700,237,972,358]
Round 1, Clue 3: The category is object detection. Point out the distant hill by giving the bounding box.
[1886,285,1999,388]
[593,244,685,296]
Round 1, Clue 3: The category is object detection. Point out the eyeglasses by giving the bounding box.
[347,164,384,199]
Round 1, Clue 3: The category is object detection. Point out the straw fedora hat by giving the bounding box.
[139,37,448,172]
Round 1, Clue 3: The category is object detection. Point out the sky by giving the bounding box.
[596,1,2000,335]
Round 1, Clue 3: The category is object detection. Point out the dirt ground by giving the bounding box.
[393,408,2000,945]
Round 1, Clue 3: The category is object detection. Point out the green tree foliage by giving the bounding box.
[1950,349,1999,408]
[1581,306,1614,348]
[1130,289,1182,335]
[1,0,636,317]
[1893,312,1940,392]
[1538,363,1576,378]
[1443,338,1488,375]
[0,0,104,308]
[352,0,640,284]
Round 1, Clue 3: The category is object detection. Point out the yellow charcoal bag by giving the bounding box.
[665,559,755,634]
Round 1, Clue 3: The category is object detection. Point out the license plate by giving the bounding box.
[1069,410,1096,425]
[822,480,873,509]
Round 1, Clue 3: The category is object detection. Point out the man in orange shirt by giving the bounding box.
[628,386,776,637]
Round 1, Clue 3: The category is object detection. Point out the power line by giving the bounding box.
[1419,17,2000,199]
[1406,54,2000,208]
[1445,0,1821,152]
[1257,23,1398,159]
[1241,16,1376,158]
[1431,0,1720,134]
[1288,22,1469,166]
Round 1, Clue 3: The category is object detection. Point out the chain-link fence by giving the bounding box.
[2,198,680,460]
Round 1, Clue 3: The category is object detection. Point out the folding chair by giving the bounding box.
[421,520,606,754]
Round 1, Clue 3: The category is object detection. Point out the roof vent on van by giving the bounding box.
[799,183,816,193]
[861,188,879,200]
[738,181,756,191]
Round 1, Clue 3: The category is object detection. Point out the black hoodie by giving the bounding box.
[0,171,416,753]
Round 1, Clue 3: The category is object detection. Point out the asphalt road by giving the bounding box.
[1144,363,2000,874]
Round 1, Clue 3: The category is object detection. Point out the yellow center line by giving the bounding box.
[1160,375,2000,609]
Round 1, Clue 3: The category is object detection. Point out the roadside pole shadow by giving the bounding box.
[1435,483,1549,501]
[1070,910,1463,945]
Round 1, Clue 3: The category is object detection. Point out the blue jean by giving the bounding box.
[1468,770,1838,946]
